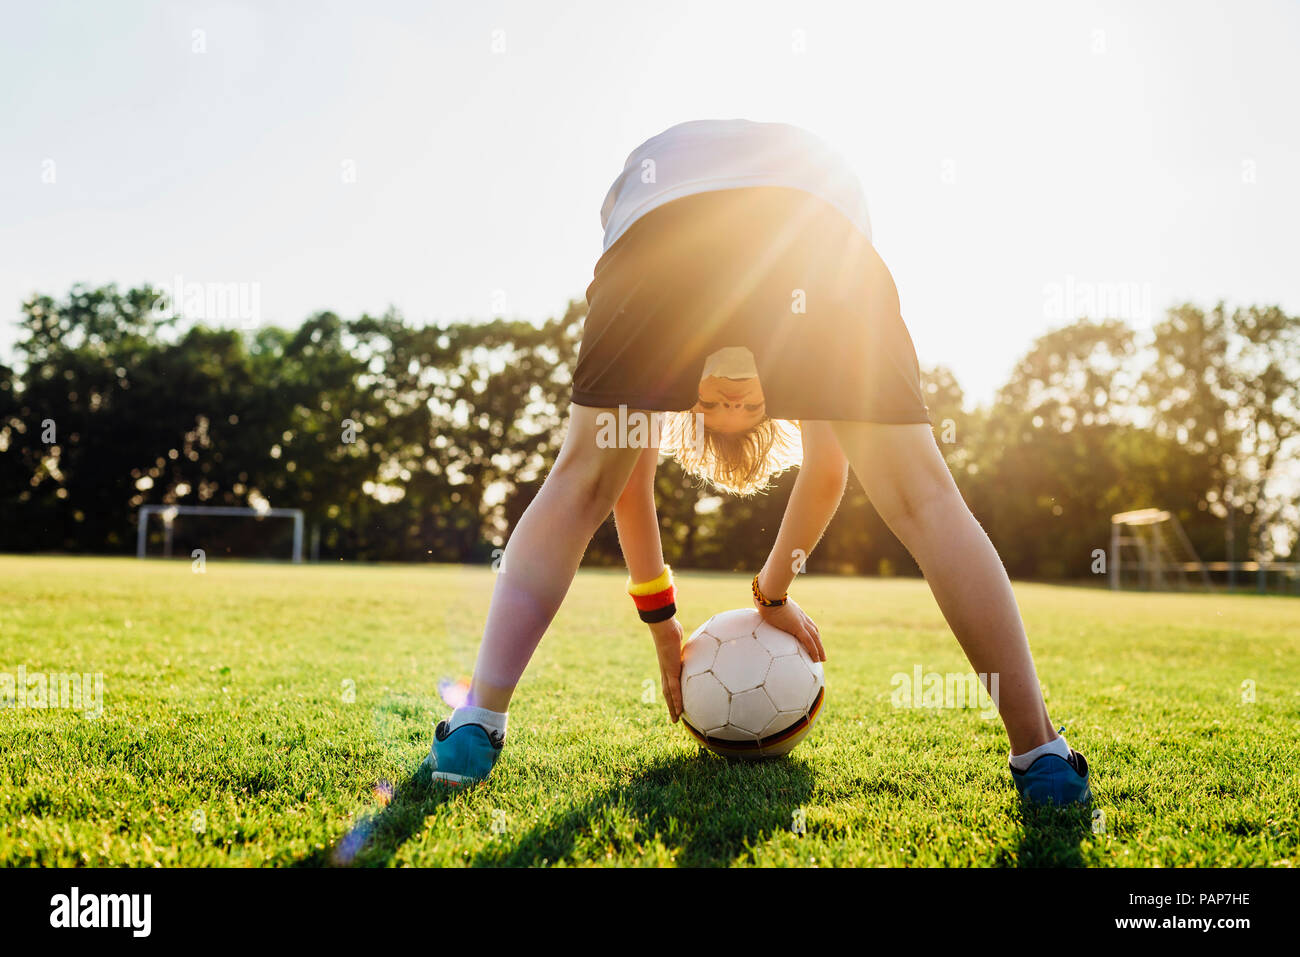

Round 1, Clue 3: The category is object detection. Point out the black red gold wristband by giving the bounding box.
[628,566,676,624]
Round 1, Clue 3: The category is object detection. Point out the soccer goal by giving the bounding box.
[136,505,304,563]
[1109,508,1211,591]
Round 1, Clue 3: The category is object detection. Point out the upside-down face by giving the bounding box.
[693,375,766,434]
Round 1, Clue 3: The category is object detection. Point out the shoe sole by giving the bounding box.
[430,770,483,787]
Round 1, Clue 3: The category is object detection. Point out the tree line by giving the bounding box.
[1,284,1296,578]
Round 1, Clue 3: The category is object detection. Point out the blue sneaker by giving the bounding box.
[1011,747,1092,806]
[428,720,504,787]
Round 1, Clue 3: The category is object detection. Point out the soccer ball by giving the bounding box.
[680,608,825,759]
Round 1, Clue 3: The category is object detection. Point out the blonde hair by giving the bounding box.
[659,412,802,496]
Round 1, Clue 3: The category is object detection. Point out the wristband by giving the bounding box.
[637,602,677,624]
[629,566,676,624]
[752,573,787,607]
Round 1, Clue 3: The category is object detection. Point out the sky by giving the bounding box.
[2,0,1298,405]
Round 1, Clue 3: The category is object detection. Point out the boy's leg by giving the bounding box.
[467,404,644,713]
[830,421,1057,755]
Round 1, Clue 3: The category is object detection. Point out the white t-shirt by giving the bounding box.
[700,345,758,380]
[598,119,871,253]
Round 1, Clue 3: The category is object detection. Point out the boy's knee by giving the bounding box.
[876,469,960,537]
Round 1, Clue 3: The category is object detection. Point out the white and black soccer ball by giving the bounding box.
[680,608,825,759]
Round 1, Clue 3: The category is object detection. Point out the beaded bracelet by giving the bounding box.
[752,573,788,607]
[628,565,676,624]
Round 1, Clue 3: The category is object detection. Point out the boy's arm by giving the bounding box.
[613,444,666,584]
[754,420,848,660]
[613,443,685,722]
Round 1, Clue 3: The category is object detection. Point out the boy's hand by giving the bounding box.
[647,617,685,722]
[755,597,826,663]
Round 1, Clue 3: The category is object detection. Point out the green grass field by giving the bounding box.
[1,556,1296,868]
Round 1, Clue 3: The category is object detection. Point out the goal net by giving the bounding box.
[136,505,304,563]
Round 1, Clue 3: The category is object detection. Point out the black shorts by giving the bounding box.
[571,186,931,424]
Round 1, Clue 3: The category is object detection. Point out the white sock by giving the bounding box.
[1009,733,1070,772]
[448,705,508,739]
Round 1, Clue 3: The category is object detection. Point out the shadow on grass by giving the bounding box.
[291,759,446,868]
[294,749,1086,867]
[294,749,816,867]
[1013,797,1092,867]
[473,751,817,867]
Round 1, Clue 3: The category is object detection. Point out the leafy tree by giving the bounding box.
[3,284,1295,579]
[1143,303,1300,560]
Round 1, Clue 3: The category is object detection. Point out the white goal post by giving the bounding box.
[136,505,304,563]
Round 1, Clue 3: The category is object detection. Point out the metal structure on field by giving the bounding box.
[1109,508,1211,591]
[136,505,304,563]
